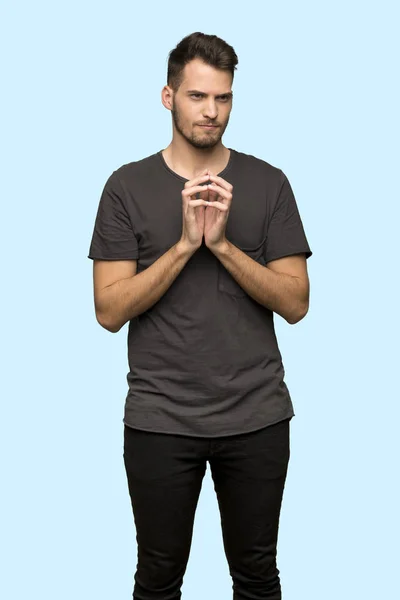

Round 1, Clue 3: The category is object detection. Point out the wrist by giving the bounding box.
[176,239,200,258]
[206,238,230,256]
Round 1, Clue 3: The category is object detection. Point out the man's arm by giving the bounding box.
[210,240,310,324]
[93,241,196,333]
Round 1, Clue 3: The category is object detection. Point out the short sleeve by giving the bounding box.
[88,171,139,261]
[264,170,312,264]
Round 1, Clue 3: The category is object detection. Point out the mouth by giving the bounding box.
[198,124,219,129]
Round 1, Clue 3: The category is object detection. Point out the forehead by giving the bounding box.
[181,58,232,92]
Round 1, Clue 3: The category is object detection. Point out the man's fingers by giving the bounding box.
[205,200,228,211]
[208,174,233,192]
[182,184,210,199]
[187,199,228,210]
[183,172,210,189]
[207,182,232,202]
[188,199,210,208]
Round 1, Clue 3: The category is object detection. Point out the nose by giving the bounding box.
[203,99,218,120]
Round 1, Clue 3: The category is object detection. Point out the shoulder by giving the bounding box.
[112,152,161,182]
[231,148,285,189]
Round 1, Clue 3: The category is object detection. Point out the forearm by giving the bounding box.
[210,240,308,324]
[98,241,196,333]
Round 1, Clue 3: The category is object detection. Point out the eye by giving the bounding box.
[190,94,230,101]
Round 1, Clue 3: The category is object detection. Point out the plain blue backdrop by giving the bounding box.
[2,1,399,598]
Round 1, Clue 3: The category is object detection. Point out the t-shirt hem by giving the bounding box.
[87,254,139,260]
[265,249,312,263]
[122,413,294,439]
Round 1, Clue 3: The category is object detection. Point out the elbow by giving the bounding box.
[105,323,121,334]
[285,280,310,325]
[96,311,121,333]
[286,301,309,325]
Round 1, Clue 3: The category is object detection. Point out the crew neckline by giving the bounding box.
[157,148,235,182]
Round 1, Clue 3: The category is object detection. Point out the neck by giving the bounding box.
[162,140,230,180]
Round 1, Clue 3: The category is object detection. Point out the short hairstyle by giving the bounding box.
[167,32,238,92]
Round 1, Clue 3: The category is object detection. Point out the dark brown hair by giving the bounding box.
[167,32,238,92]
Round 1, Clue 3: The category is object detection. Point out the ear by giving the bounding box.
[161,85,173,110]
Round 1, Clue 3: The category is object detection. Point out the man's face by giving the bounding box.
[169,58,233,149]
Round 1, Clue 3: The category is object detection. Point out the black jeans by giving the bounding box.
[123,417,291,600]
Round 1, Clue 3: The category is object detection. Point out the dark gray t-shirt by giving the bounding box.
[88,148,312,437]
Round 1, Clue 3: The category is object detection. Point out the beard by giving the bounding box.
[171,103,230,149]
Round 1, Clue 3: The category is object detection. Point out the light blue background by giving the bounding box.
[2,1,399,598]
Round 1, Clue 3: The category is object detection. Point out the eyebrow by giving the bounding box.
[186,90,233,98]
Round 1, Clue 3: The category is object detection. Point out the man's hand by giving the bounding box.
[179,170,213,251]
[203,172,232,250]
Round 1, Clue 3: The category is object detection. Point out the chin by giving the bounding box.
[191,135,221,149]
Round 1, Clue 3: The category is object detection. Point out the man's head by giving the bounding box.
[162,32,238,149]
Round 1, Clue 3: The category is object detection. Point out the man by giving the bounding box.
[88,31,312,600]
